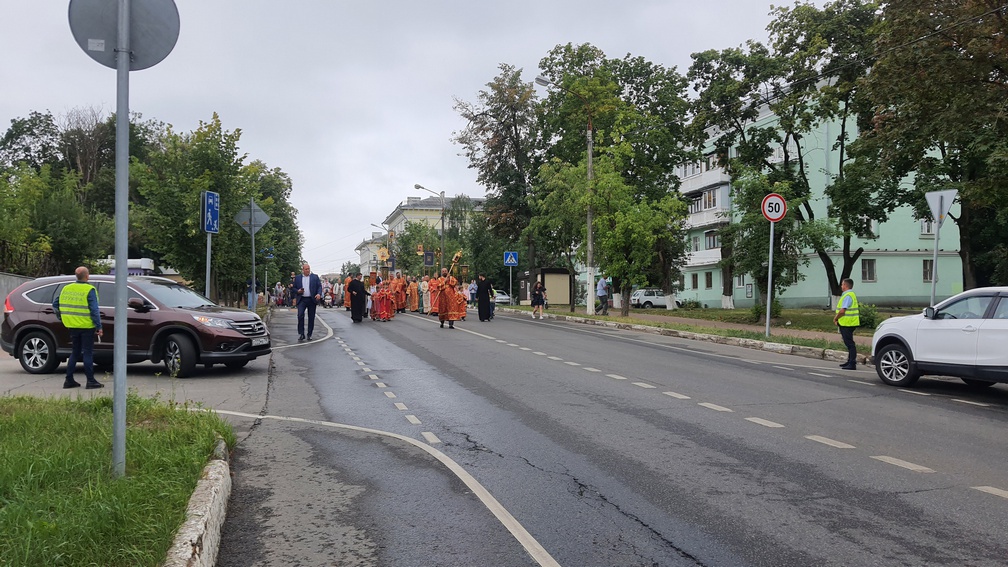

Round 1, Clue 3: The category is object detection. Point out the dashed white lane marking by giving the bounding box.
[357,361,366,366]
[361,368,371,372]
[496,339,507,343]
[375,382,387,388]
[973,486,1008,499]
[564,361,581,366]
[699,402,733,412]
[351,356,361,361]
[405,415,422,425]
[806,435,855,449]
[633,382,656,389]
[663,391,691,399]
[848,380,876,386]
[899,389,931,396]
[871,455,934,473]
[746,417,785,428]
[394,402,408,411]
[607,374,627,380]
[808,372,831,378]
[520,347,531,351]
[772,365,792,371]
[533,352,547,356]
[212,409,559,567]
[584,367,601,372]
[507,343,519,347]
[384,392,397,399]
[547,356,563,361]
[953,399,991,407]
[368,374,380,380]
[422,432,442,444]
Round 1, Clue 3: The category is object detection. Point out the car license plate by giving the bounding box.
[251,337,269,346]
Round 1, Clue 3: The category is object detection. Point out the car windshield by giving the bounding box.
[138,281,215,308]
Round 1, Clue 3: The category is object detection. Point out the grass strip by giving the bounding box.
[0,393,235,567]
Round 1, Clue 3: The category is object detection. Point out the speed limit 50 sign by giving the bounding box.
[761,193,787,222]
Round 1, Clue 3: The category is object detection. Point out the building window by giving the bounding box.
[861,259,876,283]
[691,273,699,289]
[679,275,685,290]
[705,272,713,289]
[692,236,700,252]
[921,219,934,236]
[702,189,717,209]
[735,274,746,288]
[857,217,879,239]
[923,259,934,283]
[705,230,720,250]
[689,198,702,214]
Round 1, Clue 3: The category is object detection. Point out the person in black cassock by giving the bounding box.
[476,273,493,322]
[347,273,369,323]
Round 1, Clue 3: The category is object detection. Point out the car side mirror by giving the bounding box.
[128,297,150,312]
[923,306,935,319]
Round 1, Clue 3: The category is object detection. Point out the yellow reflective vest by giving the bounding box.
[835,290,860,327]
[58,282,98,329]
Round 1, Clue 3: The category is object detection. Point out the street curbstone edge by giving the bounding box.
[163,438,231,567]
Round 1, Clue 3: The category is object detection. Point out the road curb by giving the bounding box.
[163,438,231,567]
[505,308,873,367]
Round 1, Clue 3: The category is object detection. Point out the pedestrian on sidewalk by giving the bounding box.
[531,280,547,320]
[595,275,610,315]
[53,266,104,389]
[833,278,860,370]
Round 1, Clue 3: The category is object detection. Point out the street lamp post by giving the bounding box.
[535,75,594,315]
[414,184,446,271]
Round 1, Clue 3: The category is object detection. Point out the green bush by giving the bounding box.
[859,303,878,329]
[749,299,782,322]
[680,298,703,309]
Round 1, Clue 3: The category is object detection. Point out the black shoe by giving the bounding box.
[298,334,305,341]
[85,382,104,389]
[306,335,312,341]
[840,364,856,370]
[63,381,81,389]
[440,322,444,328]
[449,323,454,329]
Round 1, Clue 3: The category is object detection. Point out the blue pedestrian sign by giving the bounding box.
[503,251,518,267]
[203,191,220,234]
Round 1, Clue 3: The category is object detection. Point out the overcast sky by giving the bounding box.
[2,1,794,275]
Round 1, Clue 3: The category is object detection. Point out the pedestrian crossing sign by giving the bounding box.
[504,251,518,266]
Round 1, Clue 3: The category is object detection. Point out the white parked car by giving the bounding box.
[871,287,1008,388]
[493,290,511,305]
[630,288,672,309]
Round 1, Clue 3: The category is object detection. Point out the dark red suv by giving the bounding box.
[1,275,271,377]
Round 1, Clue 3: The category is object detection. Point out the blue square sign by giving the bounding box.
[503,251,518,266]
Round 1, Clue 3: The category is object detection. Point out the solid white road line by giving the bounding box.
[394,403,408,411]
[871,455,934,473]
[772,365,792,371]
[422,431,442,444]
[746,417,785,428]
[805,435,855,449]
[405,415,422,425]
[633,382,657,389]
[973,486,1008,499]
[211,410,560,567]
[662,391,691,399]
[698,402,733,412]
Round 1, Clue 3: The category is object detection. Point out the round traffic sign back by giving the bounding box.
[761,193,787,222]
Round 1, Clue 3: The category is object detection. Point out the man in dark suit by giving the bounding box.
[294,263,322,340]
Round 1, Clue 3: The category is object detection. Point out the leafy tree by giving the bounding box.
[863,0,1008,287]
[340,260,360,278]
[453,64,543,271]
[0,111,63,172]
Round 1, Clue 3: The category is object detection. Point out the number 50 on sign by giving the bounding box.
[761,193,787,222]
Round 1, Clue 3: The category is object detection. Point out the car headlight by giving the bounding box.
[192,315,234,329]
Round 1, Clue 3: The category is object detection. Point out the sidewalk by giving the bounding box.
[627,311,874,347]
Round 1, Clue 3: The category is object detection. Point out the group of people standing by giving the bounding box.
[340,268,498,329]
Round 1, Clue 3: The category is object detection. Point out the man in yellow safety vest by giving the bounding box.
[832,277,860,370]
[53,266,104,389]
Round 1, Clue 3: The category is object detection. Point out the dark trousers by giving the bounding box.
[839,325,857,366]
[596,296,608,315]
[66,328,97,384]
[297,296,317,337]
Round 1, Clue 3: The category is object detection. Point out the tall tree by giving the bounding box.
[863,0,1008,287]
[0,111,63,172]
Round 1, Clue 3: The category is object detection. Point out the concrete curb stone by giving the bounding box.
[163,438,231,567]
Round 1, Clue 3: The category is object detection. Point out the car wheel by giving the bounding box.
[961,378,996,389]
[225,360,249,370]
[643,301,653,309]
[164,333,197,378]
[875,343,919,387]
[18,331,59,374]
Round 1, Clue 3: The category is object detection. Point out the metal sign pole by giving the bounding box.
[930,195,943,307]
[250,197,256,311]
[765,219,775,338]
[205,232,212,298]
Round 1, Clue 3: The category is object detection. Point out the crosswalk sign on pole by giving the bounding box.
[503,251,518,266]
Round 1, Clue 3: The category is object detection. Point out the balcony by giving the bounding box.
[680,169,730,194]
[685,248,721,268]
[685,205,731,230]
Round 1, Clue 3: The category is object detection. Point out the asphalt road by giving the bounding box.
[5,305,1008,566]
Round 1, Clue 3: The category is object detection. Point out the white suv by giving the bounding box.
[630,288,667,309]
[871,287,1008,388]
